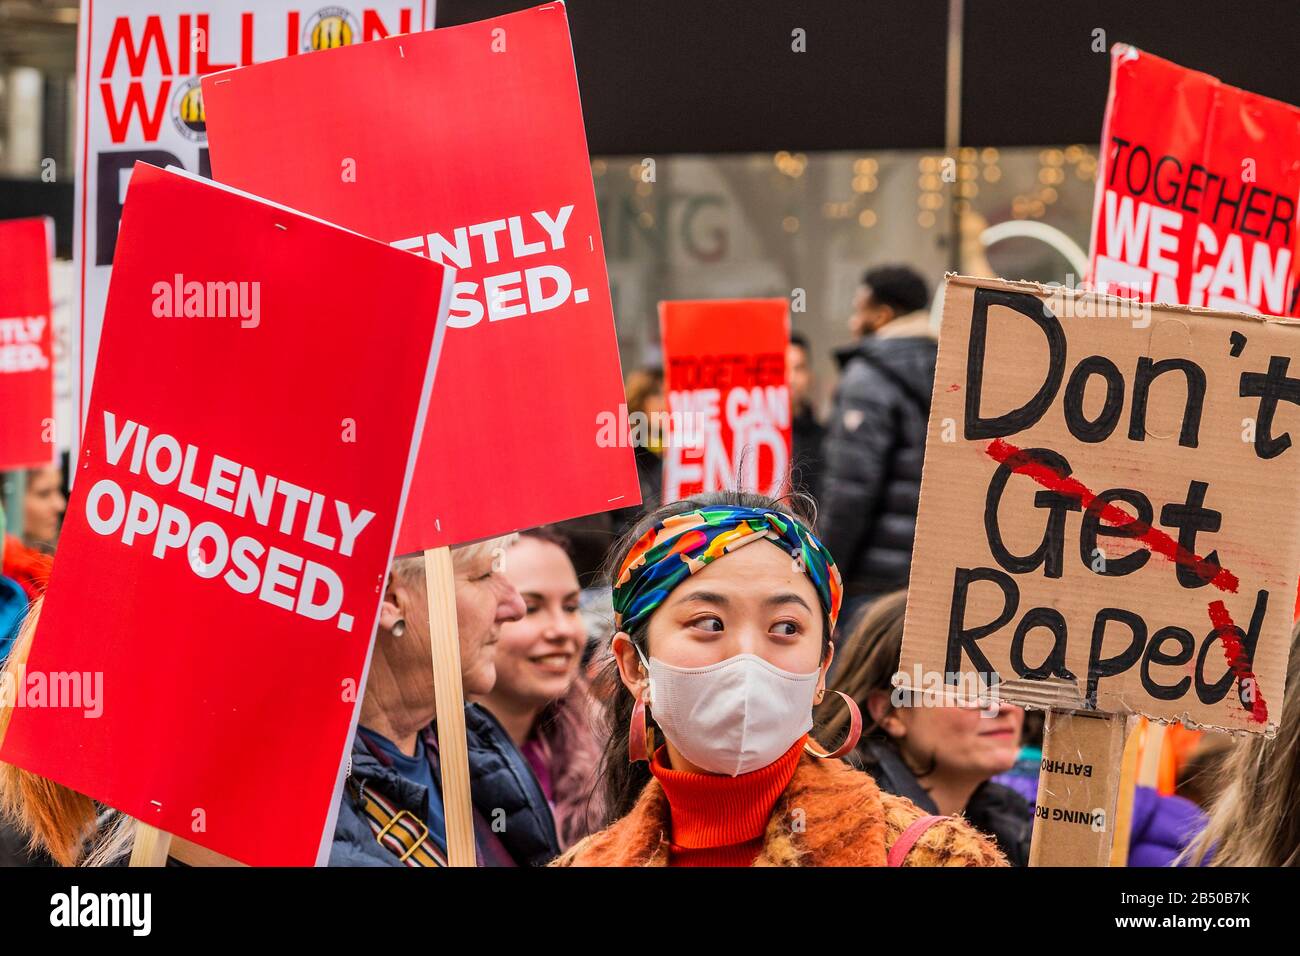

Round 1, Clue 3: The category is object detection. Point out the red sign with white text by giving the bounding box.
[0,164,451,866]
[1088,45,1300,316]
[660,299,790,502]
[0,217,55,470]
[203,3,639,551]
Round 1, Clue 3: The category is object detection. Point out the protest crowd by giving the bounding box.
[0,2,1298,883]
[2,257,1297,869]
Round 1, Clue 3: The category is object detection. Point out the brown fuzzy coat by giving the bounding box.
[552,752,1008,867]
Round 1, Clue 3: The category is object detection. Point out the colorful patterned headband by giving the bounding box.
[612,506,843,636]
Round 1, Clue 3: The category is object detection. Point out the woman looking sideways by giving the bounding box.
[554,491,1006,867]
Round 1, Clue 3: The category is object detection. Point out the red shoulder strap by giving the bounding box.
[888,815,946,867]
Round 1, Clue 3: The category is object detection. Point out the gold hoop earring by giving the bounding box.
[805,691,863,760]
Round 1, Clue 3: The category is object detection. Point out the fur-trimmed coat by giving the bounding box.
[551,751,1008,867]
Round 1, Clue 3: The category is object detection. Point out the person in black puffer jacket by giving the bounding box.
[819,265,935,628]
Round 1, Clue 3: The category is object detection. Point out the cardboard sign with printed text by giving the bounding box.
[659,298,790,502]
[0,217,56,470]
[900,275,1299,735]
[202,3,639,550]
[1087,45,1300,317]
[0,163,453,865]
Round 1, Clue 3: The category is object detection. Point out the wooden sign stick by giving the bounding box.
[1107,715,1142,867]
[128,822,172,867]
[424,545,476,867]
[169,835,247,867]
[1029,709,1130,867]
[1136,719,1167,787]
[1107,716,1169,866]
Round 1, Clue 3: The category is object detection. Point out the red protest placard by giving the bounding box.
[659,299,790,502]
[202,2,639,551]
[1087,45,1300,317]
[0,217,55,470]
[0,163,452,866]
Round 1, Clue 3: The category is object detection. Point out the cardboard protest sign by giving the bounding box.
[0,163,452,865]
[900,275,1300,735]
[659,299,790,502]
[1087,45,1300,317]
[75,0,431,441]
[202,3,639,551]
[0,217,56,470]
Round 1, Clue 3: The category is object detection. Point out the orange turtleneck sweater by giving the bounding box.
[649,735,807,867]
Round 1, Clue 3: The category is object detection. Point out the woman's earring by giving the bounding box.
[805,691,863,760]
[628,685,655,764]
[391,619,406,638]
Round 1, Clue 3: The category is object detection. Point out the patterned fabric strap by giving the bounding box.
[887,814,946,867]
[612,506,843,636]
[353,779,447,868]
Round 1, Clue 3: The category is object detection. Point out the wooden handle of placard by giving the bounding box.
[128,821,173,867]
[169,836,247,867]
[1028,710,1129,867]
[1136,720,1167,787]
[1108,716,1168,866]
[127,826,248,867]
[424,546,476,867]
[1107,716,1142,867]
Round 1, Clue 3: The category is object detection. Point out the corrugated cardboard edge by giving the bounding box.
[1009,698,1279,740]
[943,273,1300,329]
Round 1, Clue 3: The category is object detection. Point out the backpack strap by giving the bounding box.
[350,778,448,868]
[888,814,946,867]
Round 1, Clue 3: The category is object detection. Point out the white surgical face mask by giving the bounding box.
[636,646,821,777]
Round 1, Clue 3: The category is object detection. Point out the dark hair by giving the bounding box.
[592,488,831,823]
[862,265,930,316]
[788,331,811,352]
[818,589,936,778]
[518,524,573,555]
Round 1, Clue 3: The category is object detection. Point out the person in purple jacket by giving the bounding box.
[994,743,1207,866]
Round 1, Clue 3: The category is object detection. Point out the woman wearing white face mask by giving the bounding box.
[553,492,1006,868]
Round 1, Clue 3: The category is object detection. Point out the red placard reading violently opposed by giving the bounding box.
[202,2,639,551]
[1088,45,1300,317]
[660,299,790,503]
[0,217,55,470]
[0,164,452,866]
